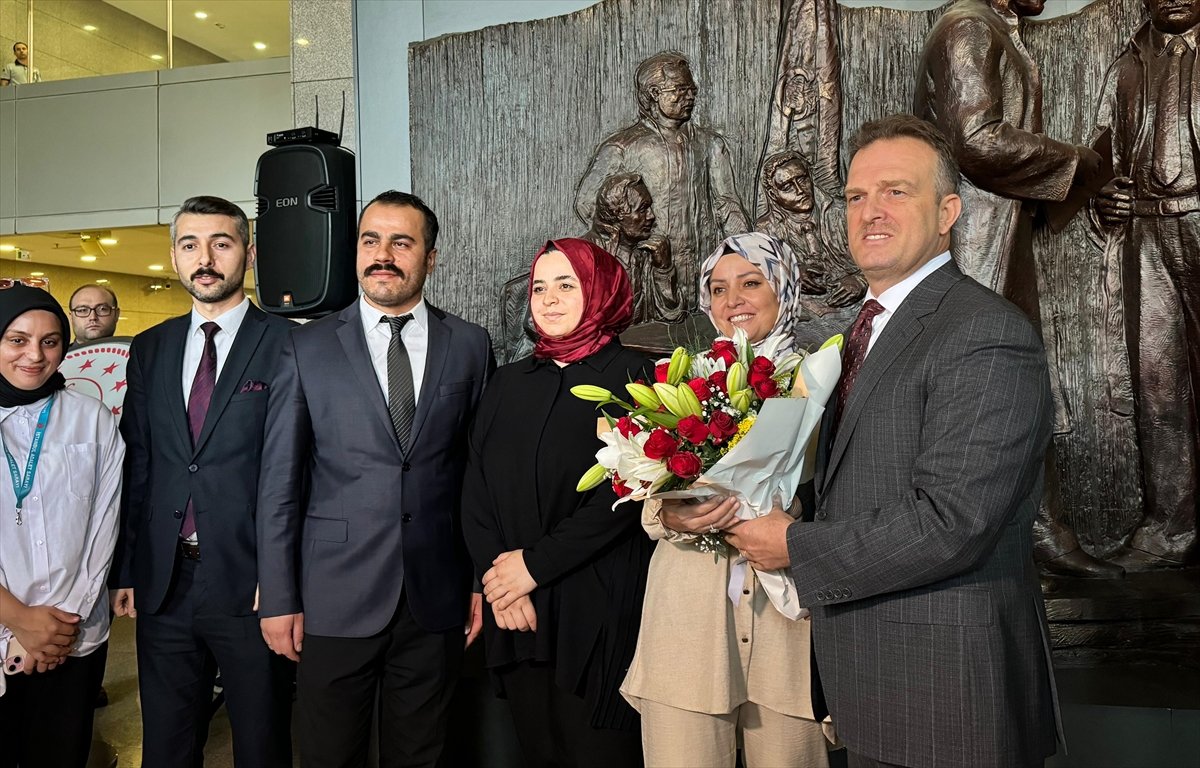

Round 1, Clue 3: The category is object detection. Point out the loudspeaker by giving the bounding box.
[254,142,357,317]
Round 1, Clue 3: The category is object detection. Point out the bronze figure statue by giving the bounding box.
[582,173,684,324]
[915,0,1121,577]
[1093,0,1200,569]
[575,51,750,310]
[757,150,867,315]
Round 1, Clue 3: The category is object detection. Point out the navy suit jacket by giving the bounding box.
[115,303,295,616]
[256,300,495,636]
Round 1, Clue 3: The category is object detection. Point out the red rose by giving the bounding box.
[709,340,737,367]
[751,356,775,378]
[708,411,738,443]
[615,416,641,438]
[708,370,728,393]
[643,429,679,460]
[613,475,633,497]
[677,415,710,444]
[686,377,712,402]
[752,376,780,399]
[655,362,670,383]
[666,451,703,479]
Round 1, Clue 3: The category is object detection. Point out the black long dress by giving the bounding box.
[461,340,654,737]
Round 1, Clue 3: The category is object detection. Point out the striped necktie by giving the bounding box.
[383,314,416,449]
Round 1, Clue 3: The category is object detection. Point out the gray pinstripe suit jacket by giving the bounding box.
[787,260,1060,767]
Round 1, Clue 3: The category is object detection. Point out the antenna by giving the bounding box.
[338,91,346,142]
[314,95,320,130]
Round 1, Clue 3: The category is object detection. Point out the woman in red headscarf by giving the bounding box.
[462,239,654,767]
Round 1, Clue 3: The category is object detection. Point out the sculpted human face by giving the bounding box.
[845,137,961,295]
[619,184,657,242]
[70,286,119,342]
[1,310,64,390]
[531,250,584,339]
[707,254,781,344]
[357,203,436,313]
[1146,0,1200,34]
[653,65,697,122]
[769,159,815,214]
[171,213,255,307]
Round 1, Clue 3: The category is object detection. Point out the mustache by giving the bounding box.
[191,267,226,281]
[365,263,406,279]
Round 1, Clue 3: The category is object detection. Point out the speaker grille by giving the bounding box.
[256,197,268,217]
[308,185,338,212]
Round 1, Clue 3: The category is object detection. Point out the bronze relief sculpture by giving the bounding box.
[1093,0,1200,569]
[575,52,751,311]
[914,0,1122,578]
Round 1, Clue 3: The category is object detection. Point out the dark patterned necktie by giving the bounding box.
[181,321,220,539]
[832,299,885,433]
[383,314,416,449]
[1153,37,1187,187]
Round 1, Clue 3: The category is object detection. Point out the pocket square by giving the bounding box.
[239,380,268,393]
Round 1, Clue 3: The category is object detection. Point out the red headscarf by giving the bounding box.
[529,238,633,363]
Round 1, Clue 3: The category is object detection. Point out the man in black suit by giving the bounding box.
[112,196,295,767]
[258,190,494,767]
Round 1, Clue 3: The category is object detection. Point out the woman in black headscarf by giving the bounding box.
[0,282,125,767]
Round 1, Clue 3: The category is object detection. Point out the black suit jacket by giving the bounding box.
[114,303,295,616]
[256,300,495,637]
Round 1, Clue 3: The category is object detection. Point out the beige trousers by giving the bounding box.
[637,697,831,768]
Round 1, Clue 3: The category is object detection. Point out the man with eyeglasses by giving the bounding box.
[68,285,121,350]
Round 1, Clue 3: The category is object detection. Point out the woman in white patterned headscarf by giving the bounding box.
[698,232,808,356]
[621,232,834,767]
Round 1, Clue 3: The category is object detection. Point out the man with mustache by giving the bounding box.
[1092,0,1200,569]
[257,190,494,767]
[112,196,296,766]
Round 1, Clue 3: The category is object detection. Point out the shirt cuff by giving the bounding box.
[641,498,698,543]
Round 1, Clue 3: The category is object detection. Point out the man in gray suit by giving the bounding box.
[716,115,1059,767]
[257,191,495,767]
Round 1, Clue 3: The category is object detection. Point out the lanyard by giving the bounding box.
[2,394,54,526]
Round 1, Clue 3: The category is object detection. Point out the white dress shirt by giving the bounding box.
[863,252,953,358]
[182,296,251,408]
[0,390,124,696]
[358,295,428,407]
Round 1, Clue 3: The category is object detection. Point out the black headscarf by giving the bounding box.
[0,283,70,407]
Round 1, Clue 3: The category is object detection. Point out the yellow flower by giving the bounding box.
[721,415,757,455]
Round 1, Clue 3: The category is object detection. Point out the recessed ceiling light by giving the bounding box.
[295,38,309,46]
[83,25,97,31]
[30,271,44,277]
[99,237,117,246]
[148,264,164,271]
[151,54,163,60]
[81,255,98,262]
[253,42,267,50]
[96,278,109,284]
[194,11,208,18]
[0,244,15,252]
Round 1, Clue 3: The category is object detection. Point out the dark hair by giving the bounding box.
[847,114,961,200]
[69,284,118,309]
[358,190,439,250]
[595,173,645,225]
[171,196,251,248]
[13,42,26,53]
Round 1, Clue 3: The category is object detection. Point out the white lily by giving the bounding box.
[596,430,670,493]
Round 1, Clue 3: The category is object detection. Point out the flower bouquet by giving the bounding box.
[573,328,843,620]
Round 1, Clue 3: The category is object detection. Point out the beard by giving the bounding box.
[360,262,428,308]
[183,267,244,305]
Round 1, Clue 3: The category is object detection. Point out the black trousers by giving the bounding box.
[137,557,294,768]
[296,592,464,768]
[497,660,643,768]
[0,642,108,768]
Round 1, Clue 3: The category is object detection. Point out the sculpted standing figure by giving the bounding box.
[1093,0,1200,569]
[914,0,1120,578]
[575,52,750,310]
[582,173,684,324]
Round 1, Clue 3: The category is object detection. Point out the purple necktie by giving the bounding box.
[832,299,885,433]
[181,321,220,539]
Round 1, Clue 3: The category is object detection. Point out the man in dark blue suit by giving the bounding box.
[113,196,295,767]
[257,190,495,767]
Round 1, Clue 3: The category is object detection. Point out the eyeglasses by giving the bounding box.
[70,304,116,318]
[0,277,49,289]
[658,85,698,98]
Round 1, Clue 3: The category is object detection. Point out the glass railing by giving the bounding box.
[0,0,289,86]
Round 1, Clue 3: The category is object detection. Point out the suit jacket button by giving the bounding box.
[816,511,827,521]
[188,464,198,473]
[402,462,411,472]
[833,589,843,598]
[844,588,852,598]
[816,593,825,601]
[174,510,182,519]
[825,591,834,600]
[401,513,412,523]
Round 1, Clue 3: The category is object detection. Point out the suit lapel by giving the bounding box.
[407,303,450,452]
[820,261,964,496]
[192,306,268,458]
[163,315,193,452]
[335,301,402,455]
